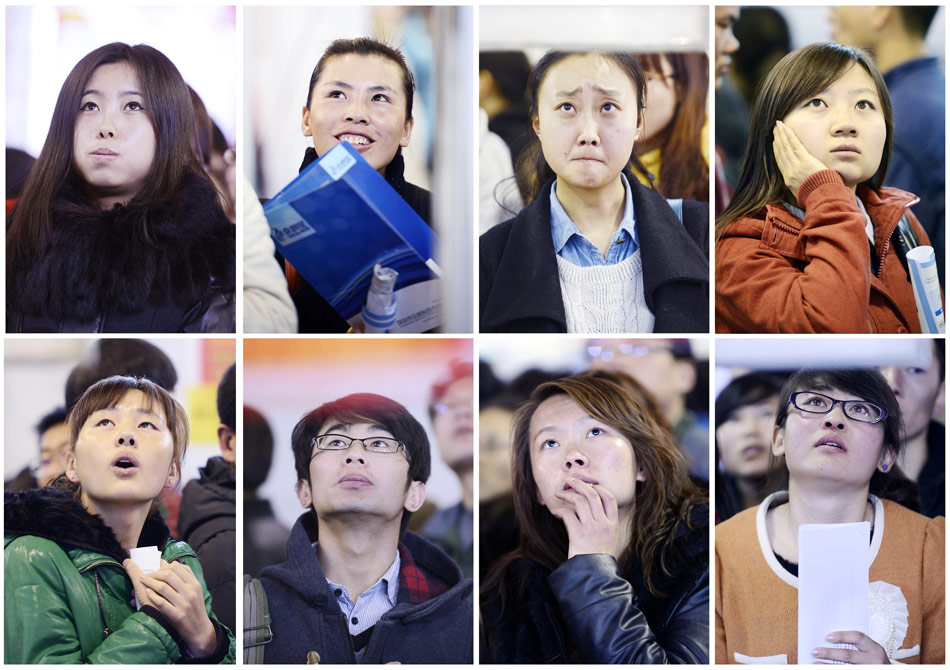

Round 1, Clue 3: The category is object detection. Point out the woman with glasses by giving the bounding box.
[715,368,944,664]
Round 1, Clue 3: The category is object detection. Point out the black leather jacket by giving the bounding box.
[481,505,709,664]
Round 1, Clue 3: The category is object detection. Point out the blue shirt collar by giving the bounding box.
[549,174,636,254]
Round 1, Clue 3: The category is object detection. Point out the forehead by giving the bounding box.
[317,419,394,437]
[439,377,474,400]
[315,53,405,92]
[85,61,141,90]
[821,64,877,95]
[799,386,869,403]
[86,389,167,422]
[715,6,739,21]
[539,54,636,97]
[530,394,586,434]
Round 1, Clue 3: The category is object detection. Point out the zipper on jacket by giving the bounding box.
[93,570,113,637]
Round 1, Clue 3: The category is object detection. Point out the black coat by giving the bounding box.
[481,504,709,664]
[291,148,432,333]
[480,177,709,333]
[7,171,235,333]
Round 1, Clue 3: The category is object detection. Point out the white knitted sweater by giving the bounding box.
[556,252,654,333]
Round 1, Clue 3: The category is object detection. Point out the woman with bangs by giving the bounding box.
[716,368,944,664]
[480,374,708,663]
[5,376,235,663]
[715,42,936,334]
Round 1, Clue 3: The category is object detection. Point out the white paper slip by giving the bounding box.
[797,522,870,664]
[129,546,161,610]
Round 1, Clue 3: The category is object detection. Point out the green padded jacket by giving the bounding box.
[4,487,235,664]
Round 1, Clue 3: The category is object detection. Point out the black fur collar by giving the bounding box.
[8,171,235,320]
[4,487,171,563]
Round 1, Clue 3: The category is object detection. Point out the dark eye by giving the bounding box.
[601,102,617,112]
[80,101,98,111]
[588,427,605,437]
[138,421,157,429]
[806,98,825,108]
[328,90,345,99]
[850,403,872,416]
[855,100,876,110]
[372,93,391,103]
[327,437,347,448]
[95,418,114,427]
[540,439,559,450]
[126,101,145,111]
[557,102,575,113]
[368,439,390,449]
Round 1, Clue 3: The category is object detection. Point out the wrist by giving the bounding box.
[185,618,216,657]
[796,169,846,206]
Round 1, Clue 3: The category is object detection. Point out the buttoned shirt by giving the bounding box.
[549,174,638,266]
[316,543,401,637]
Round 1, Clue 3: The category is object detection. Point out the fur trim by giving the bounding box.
[9,171,235,320]
[4,487,171,562]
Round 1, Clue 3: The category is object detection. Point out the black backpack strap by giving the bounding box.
[891,213,920,277]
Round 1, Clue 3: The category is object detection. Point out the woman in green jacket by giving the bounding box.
[4,376,234,663]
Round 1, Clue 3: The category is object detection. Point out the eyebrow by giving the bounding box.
[322,80,397,94]
[554,85,622,98]
[322,422,390,435]
[81,89,143,97]
[532,414,598,442]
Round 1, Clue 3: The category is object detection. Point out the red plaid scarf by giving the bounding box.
[396,541,450,604]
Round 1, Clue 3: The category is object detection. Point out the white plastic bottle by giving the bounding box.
[362,263,399,333]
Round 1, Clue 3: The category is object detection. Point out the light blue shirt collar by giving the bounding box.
[550,173,637,254]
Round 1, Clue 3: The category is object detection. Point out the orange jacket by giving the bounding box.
[716,170,934,333]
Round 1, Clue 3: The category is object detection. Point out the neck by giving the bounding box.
[317,513,401,598]
[735,475,768,509]
[666,395,686,427]
[898,429,930,482]
[555,176,626,256]
[82,494,151,551]
[636,126,671,155]
[874,37,928,75]
[768,480,872,563]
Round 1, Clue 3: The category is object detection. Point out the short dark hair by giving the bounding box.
[305,38,415,121]
[36,407,68,437]
[65,339,178,411]
[933,340,945,382]
[291,393,431,487]
[429,360,474,419]
[897,7,938,38]
[244,406,275,492]
[216,363,236,431]
[479,51,531,103]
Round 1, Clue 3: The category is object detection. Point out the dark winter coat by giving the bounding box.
[291,148,432,333]
[258,510,473,664]
[480,176,709,333]
[4,487,234,664]
[481,504,709,664]
[6,171,235,333]
[178,457,236,633]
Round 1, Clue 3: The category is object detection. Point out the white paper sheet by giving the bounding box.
[798,522,870,664]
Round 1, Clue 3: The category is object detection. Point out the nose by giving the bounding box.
[344,453,366,465]
[577,111,600,147]
[822,403,848,430]
[724,31,740,55]
[97,113,116,139]
[880,366,901,398]
[117,433,136,446]
[831,110,858,137]
[345,97,369,124]
[563,447,588,470]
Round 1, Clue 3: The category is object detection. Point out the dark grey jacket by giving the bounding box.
[480,176,709,333]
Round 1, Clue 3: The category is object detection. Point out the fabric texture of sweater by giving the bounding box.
[716,169,933,333]
[480,174,708,333]
[556,252,654,333]
[715,492,945,664]
[4,487,235,664]
[257,510,473,664]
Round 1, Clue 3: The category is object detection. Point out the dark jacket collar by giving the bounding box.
[481,176,708,332]
[300,146,409,197]
[4,486,171,563]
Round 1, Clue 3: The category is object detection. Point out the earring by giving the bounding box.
[882,463,888,471]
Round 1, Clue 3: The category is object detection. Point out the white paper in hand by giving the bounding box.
[129,546,161,610]
[797,522,869,664]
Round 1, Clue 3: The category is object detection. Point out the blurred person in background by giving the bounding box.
[244,406,291,578]
[4,407,68,491]
[587,338,708,482]
[634,52,709,203]
[714,372,784,522]
[830,6,945,286]
[179,363,236,632]
[479,51,532,170]
[880,339,945,517]
[714,6,741,215]
[480,51,708,334]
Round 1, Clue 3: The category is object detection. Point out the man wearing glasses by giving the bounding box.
[252,393,473,663]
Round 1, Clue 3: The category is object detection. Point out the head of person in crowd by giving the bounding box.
[65,339,178,410]
[244,406,274,497]
[586,338,696,426]
[8,42,210,264]
[714,6,741,89]
[57,375,189,510]
[635,52,709,202]
[35,407,69,487]
[291,393,431,535]
[830,6,939,64]
[429,360,474,477]
[488,374,703,596]
[770,368,919,509]
[514,50,652,204]
[479,51,531,119]
[216,363,236,466]
[715,372,784,519]
[302,37,415,176]
[716,42,893,236]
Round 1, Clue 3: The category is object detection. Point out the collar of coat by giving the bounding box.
[4,486,171,563]
[8,170,235,320]
[300,146,409,197]
[481,176,708,330]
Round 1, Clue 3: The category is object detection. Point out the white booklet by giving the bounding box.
[907,245,945,334]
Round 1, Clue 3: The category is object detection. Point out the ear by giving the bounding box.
[933,380,946,420]
[301,106,313,137]
[672,359,697,395]
[635,112,645,140]
[532,115,541,137]
[296,479,313,509]
[878,447,897,473]
[871,6,893,31]
[635,464,646,483]
[399,117,414,148]
[65,451,79,483]
[772,425,786,458]
[403,480,426,513]
[165,458,180,489]
[218,424,236,465]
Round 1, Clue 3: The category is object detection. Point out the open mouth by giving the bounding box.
[815,439,846,452]
[741,445,765,459]
[337,134,373,147]
[564,477,599,490]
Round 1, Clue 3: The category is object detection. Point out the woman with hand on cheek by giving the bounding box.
[715,43,937,334]
[480,374,708,664]
[4,376,234,664]
[715,368,944,664]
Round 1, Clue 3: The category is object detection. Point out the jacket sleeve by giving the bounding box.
[177,553,236,664]
[716,170,876,333]
[920,517,945,663]
[4,538,182,664]
[547,554,709,664]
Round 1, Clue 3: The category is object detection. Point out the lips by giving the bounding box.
[831,144,861,155]
[92,148,118,156]
[111,452,140,475]
[740,445,765,460]
[336,133,373,147]
[814,436,847,452]
[564,475,600,490]
[337,472,373,487]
